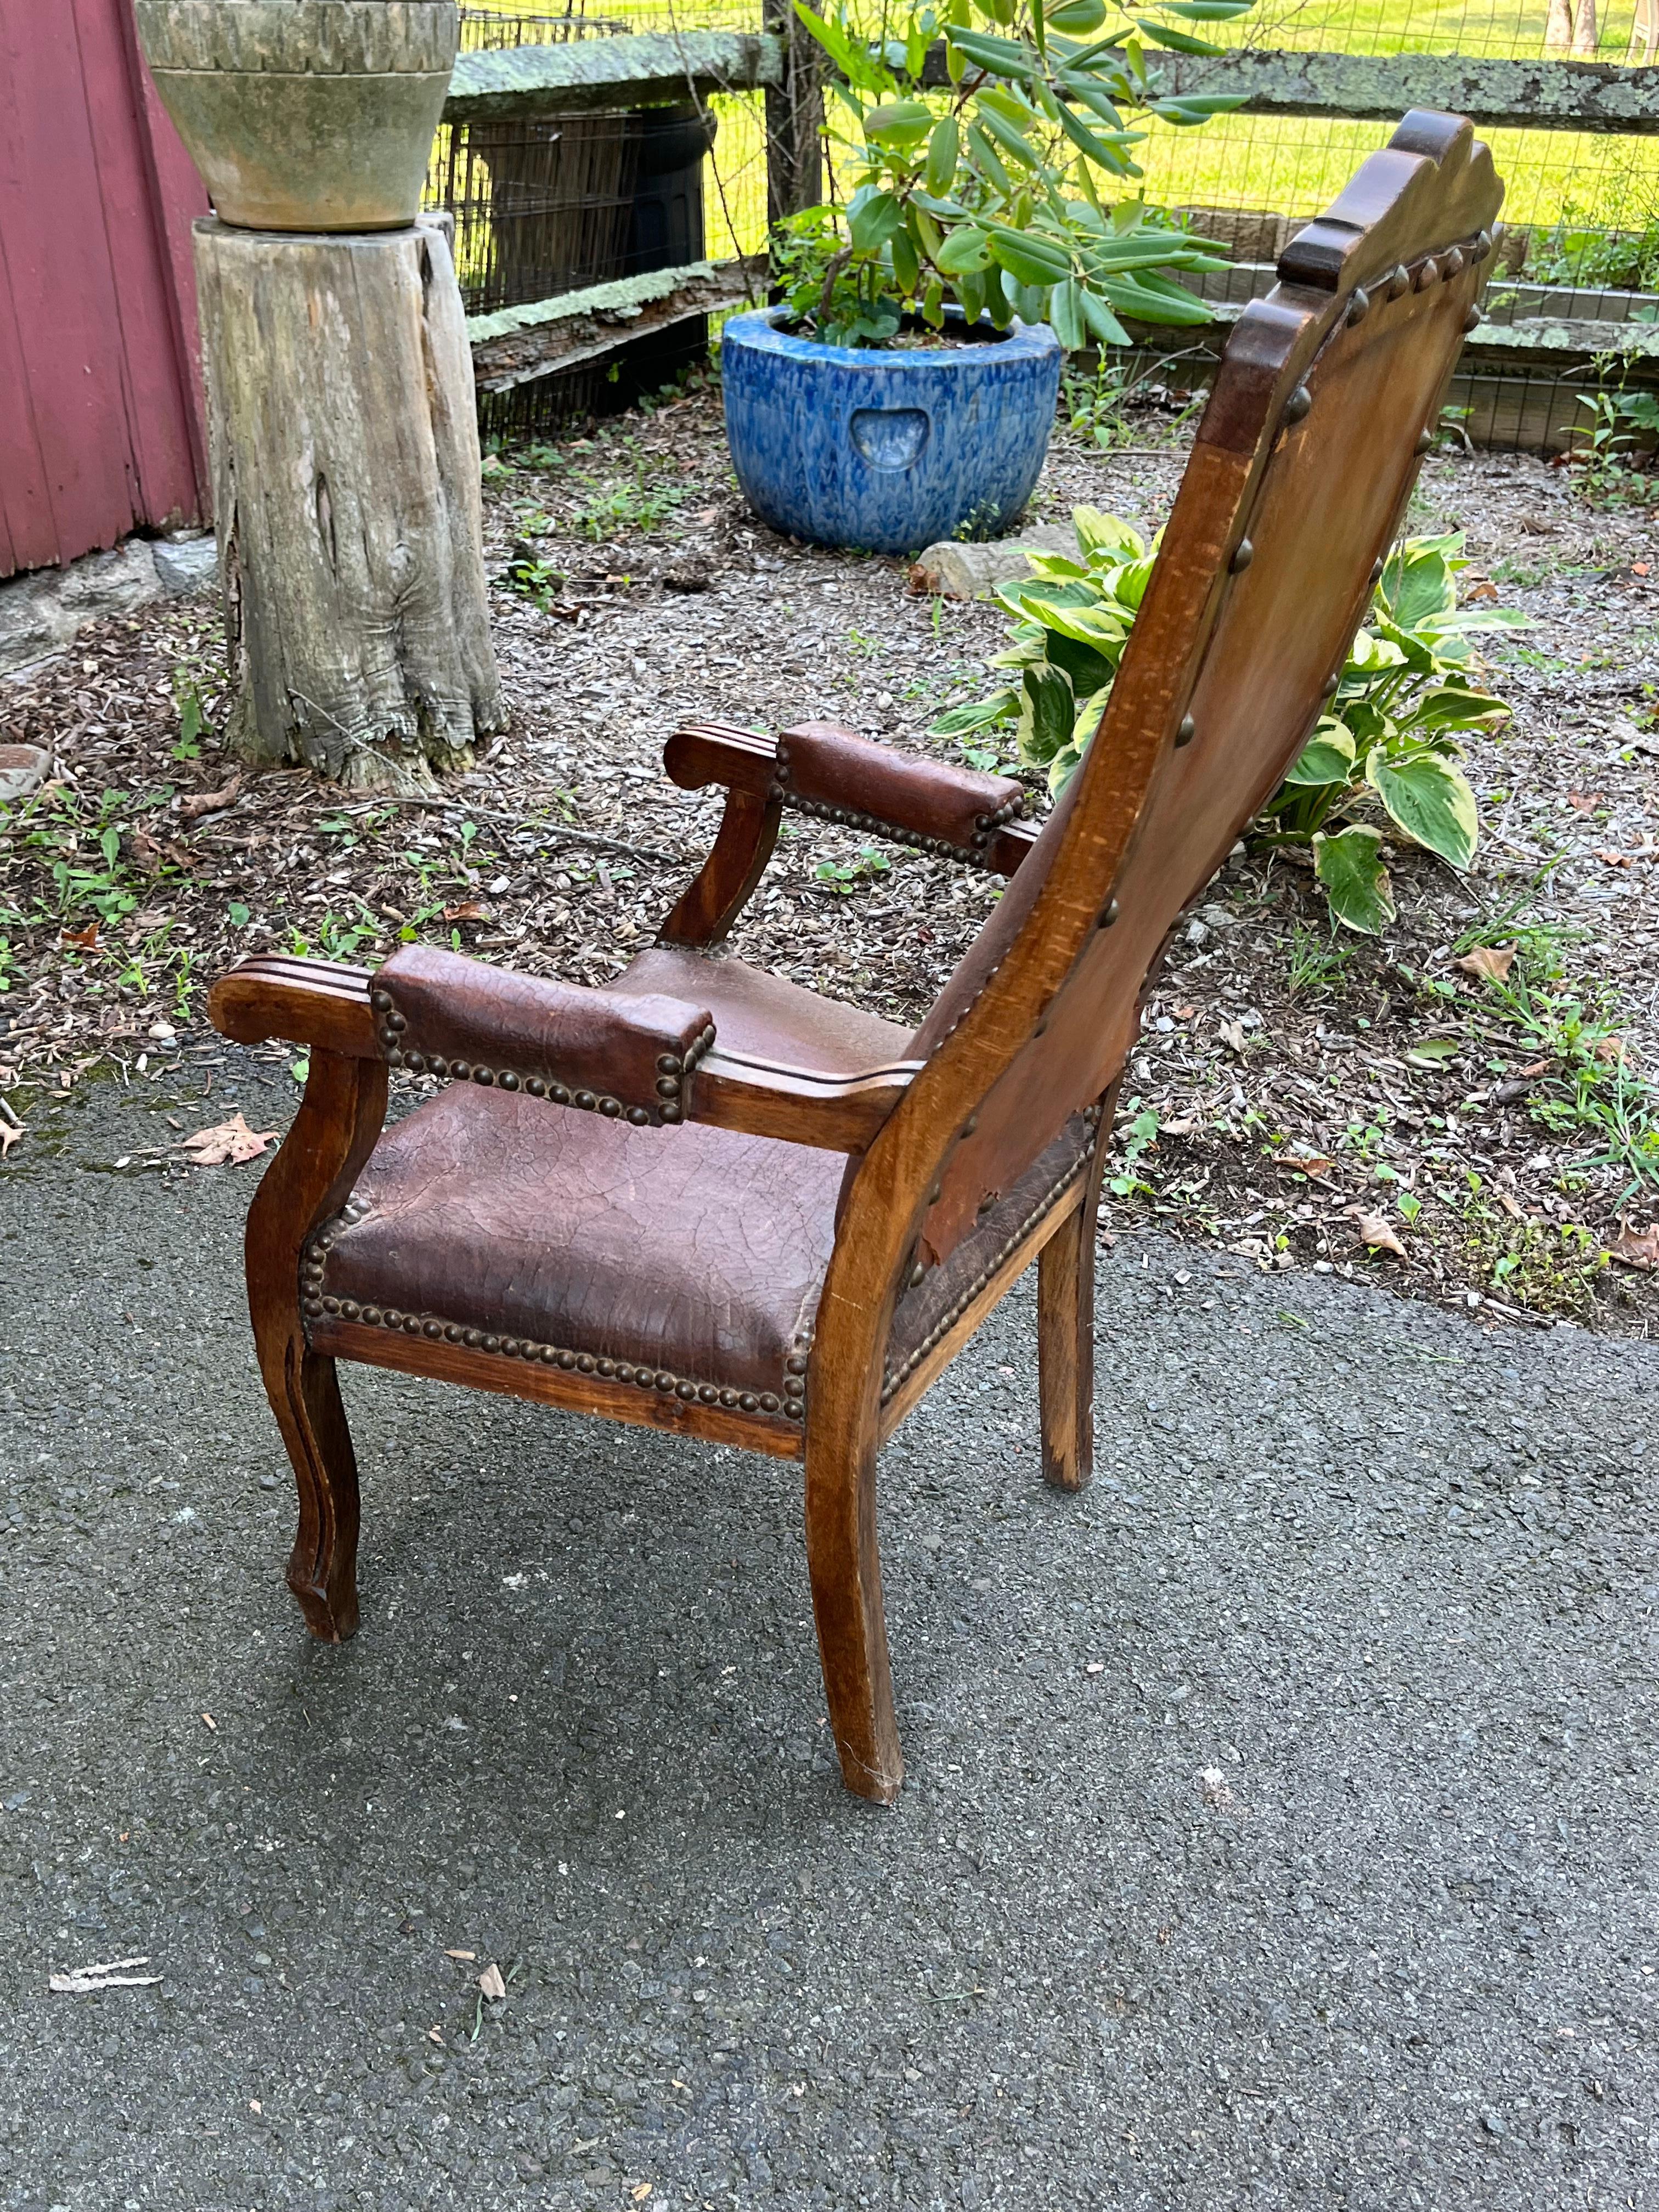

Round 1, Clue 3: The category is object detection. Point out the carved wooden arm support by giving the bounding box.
[657,718,1039,948]
[209,954,383,1058]
[208,951,917,1153]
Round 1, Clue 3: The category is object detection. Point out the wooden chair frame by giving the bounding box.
[209,112,1503,1803]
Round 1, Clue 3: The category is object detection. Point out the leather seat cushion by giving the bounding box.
[315,1084,845,1404]
[615,943,913,1070]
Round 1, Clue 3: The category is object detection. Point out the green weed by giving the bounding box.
[1108,1098,1161,1200]
[1285,922,1355,996]
[815,848,892,894]
[1467,1215,1609,1321]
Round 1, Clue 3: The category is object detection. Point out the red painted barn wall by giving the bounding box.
[0,0,210,579]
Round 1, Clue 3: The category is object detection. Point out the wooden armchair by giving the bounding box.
[209,114,1502,1804]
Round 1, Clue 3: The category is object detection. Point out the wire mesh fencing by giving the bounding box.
[436,0,1659,450]
[1128,0,1659,310]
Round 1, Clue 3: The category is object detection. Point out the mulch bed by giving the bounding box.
[3,373,1656,1330]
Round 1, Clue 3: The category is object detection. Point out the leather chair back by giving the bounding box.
[901,113,1503,1273]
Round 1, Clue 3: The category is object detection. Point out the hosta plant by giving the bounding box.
[778,0,1253,349]
[932,512,1529,933]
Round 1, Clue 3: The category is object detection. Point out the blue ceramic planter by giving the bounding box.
[721,309,1062,556]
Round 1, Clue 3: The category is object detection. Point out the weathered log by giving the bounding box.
[194,213,503,794]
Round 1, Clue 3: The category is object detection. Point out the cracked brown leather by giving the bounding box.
[373,944,713,1120]
[616,943,912,1070]
[885,1115,1094,1391]
[777,722,1022,853]
[313,1087,846,1401]
[313,946,912,1405]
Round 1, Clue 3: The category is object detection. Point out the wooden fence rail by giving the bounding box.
[437,28,1659,438]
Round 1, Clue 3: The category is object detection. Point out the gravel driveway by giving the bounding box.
[1,1061,1655,2209]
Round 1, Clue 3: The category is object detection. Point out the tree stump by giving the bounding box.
[194,215,504,793]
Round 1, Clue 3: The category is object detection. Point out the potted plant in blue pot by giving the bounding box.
[721,0,1251,555]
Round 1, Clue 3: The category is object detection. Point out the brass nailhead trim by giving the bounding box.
[771,747,1025,870]
[374,994,714,1129]
[1283,383,1313,420]
[1174,715,1195,748]
[1229,539,1253,574]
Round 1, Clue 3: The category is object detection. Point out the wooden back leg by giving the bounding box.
[245,1052,387,1643]
[1037,1102,1114,1493]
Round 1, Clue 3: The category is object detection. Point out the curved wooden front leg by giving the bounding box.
[805,1426,904,1804]
[656,787,782,949]
[244,1049,388,1641]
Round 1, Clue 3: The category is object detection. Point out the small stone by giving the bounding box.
[0,744,49,805]
[0,538,160,676]
[152,535,219,596]
[659,554,713,594]
[907,524,1077,599]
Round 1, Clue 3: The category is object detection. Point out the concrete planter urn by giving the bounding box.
[134,0,459,233]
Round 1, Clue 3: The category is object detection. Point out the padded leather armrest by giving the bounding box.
[371,945,714,1127]
[776,721,1026,861]
[663,718,1034,875]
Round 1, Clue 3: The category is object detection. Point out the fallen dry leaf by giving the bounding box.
[1464,578,1499,602]
[178,772,243,822]
[49,1955,162,1994]
[443,1948,477,1962]
[1634,562,1651,578]
[1172,1003,1195,1020]
[478,1961,507,2002]
[0,1122,22,1159]
[1219,1018,1250,1054]
[427,2026,444,2045]
[631,2186,654,2204]
[180,1113,279,1166]
[1566,789,1599,813]
[128,830,167,873]
[1350,1209,1407,1257]
[1596,849,1632,868]
[442,901,489,923]
[1199,1767,1246,1814]
[1606,1222,1659,1271]
[61,922,99,951]
[1594,1035,1627,1065]
[1455,944,1515,984]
